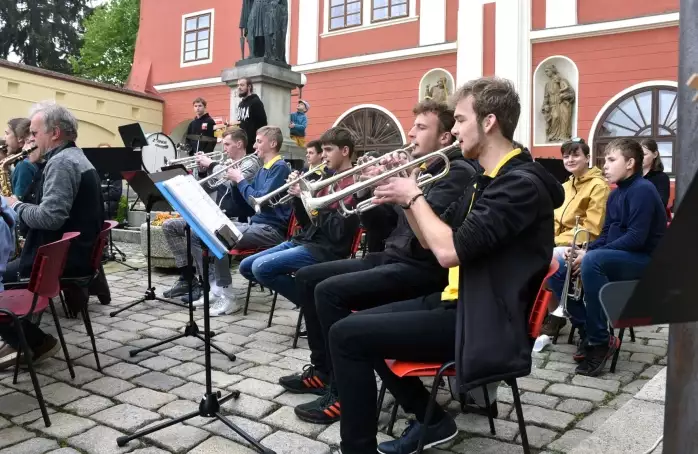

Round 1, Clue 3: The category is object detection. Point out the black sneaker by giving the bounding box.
[164,276,196,299]
[540,315,567,337]
[576,336,619,377]
[180,280,203,304]
[32,335,60,364]
[377,415,458,454]
[279,364,330,395]
[294,387,341,424]
[573,339,587,363]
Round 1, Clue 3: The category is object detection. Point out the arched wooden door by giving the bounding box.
[335,107,404,157]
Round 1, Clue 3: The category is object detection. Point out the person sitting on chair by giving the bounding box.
[542,138,609,336]
[640,138,671,209]
[238,127,359,308]
[548,138,666,377]
[327,76,564,454]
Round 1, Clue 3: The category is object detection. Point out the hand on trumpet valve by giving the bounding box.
[563,247,586,276]
[286,171,302,196]
[227,167,244,183]
[371,167,422,206]
[196,152,213,170]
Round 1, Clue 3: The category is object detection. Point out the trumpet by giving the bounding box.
[198,154,261,187]
[249,162,327,213]
[164,150,226,169]
[300,143,459,223]
[551,216,590,319]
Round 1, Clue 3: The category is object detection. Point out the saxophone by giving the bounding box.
[1,148,30,196]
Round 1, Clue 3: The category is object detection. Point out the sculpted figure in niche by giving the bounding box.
[424,77,450,104]
[542,64,576,142]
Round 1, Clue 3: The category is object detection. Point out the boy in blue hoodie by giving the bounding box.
[561,138,666,377]
[289,100,309,147]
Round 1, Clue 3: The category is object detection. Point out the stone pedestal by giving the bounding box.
[222,61,306,164]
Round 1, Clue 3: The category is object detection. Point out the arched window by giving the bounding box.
[335,107,404,157]
[593,86,677,173]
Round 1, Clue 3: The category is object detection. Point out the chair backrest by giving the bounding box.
[89,220,119,271]
[350,227,365,258]
[27,232,80,298]
[528,258,560,339]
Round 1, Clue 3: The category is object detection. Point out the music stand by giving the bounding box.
[109,169,188,317]
[83,147,141,271]
[119,123,149,209]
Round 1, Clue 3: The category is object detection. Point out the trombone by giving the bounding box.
[164,150,226,169]
[249,162,327,213]
[198,154,261,187]
[551,216,590,319]
[300,143,459,223]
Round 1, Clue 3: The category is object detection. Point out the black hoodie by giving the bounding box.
[236,94,268,154]
[444,152,565,392]
[185,113,216,155]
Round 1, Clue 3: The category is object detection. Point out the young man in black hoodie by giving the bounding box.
[327,77,564,454]
[230,78,268,155]
[281,100,478,424]
[184,97,217,155]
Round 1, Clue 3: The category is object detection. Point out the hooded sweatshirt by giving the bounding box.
[185,113,216,154]
[554,166,609,246]
[237,94,268,155]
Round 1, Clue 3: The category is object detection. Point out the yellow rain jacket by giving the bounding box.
[554,167,609,246]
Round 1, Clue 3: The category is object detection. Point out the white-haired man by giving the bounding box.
[0,102,103,369]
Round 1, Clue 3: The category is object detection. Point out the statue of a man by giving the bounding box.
[541,64,576,142]
[240,0,288,64]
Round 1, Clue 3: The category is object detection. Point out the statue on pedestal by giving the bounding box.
[424,77,450,104]
[541,64,576,142]
[239,0,288,65]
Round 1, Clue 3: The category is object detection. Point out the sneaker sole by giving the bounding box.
[376,428,458,454]
[294,410,339,425]
[280,383,327,396]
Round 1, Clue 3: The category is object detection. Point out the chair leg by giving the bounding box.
[81,306,101,372]
[48,299,75,379]
[377,382,387,423]
[630,327,636,343]
[610,328,625,374]
[568,325,576,345]
[13,341,21,384]
[59,291,70,318]
[482,384,496,435]
[387,400,399,437]
[508,379,530,454]
[292,307,304,349]
[267,292,278,328]
[243,281,253,315]
[416,362,455,454]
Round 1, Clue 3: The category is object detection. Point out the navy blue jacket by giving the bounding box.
[235,156,291,232]
[588,173,666,254]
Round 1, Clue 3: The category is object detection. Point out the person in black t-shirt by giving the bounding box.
[229,78,268,155]
[184,97,217,156]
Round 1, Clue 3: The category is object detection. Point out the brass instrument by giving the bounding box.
[164,150,226,169]
[551,216,590,318]
[248,162,327,212]
[1,148,32,197]
[198,154,261,188]
[299,143,457,224]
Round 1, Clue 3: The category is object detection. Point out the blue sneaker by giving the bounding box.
[377,415,458,454]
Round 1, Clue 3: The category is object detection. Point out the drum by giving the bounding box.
[143,132,177,173]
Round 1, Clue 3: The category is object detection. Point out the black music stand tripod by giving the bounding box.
[117,244,274,454]
[109,169,188,317]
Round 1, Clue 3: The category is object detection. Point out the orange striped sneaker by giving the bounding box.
[294,387,341,425]
[279,364,330,396]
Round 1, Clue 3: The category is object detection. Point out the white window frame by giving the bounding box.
[181,8,215,68]
[322,0,417,37]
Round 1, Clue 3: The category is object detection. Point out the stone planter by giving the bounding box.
[140,223,176,268]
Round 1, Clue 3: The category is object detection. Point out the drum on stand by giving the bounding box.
[142,132,177,173]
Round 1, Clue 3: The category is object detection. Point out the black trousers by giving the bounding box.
[1,259,47,350]
[329,294,456,454]
[294,252,448,376]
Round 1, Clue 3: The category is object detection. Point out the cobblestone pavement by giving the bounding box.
[0,242,668,454]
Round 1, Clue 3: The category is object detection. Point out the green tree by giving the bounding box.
[0,0,92,73]
[71,0,139,86]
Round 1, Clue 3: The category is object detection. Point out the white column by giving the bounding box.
[419,0,446,46]
[495,0,532,147]
[546,0,577,28]
[456,0,483,86]
[297,0,319,65]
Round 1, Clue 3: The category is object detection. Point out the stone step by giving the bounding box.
[111,228,140,244]
[127,210,147,226]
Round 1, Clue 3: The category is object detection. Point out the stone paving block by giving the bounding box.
[273,391,319,407]
[0,392,40,416]
[141,418,210,452]
[191,352,238,371]
[0,385,11,396]
[630,352,657,364]
[0,426,34,449]
[451,437,523,453]
[68,425,140,454]
[233,378,285,400]
[516,425,558,448]
[244,340,290,354]
[83,376,136,397]
[64,394,115,416]
[455,413,520,441]
[512,404,575,430]
[107,346,156,363]
[141,327,180,340]
[571,375,621,393]
[546,384,607,402]
[75,353,121,370]
[167,362,205,378]
[548,352,577,364]
[157,400,210,427]
[517,377,549,393]
[131,371,186,392]
[54,365,104,386]
[11,408,56,425]
[261,430,331,454]
[613,360,647,374]
[33,358,71,375]
[606,393,634,410]
[241,365,296,383]
[128,313,158,323]
[270,355,308,372]
[250,331,292,344]
[128,339,173,353]
[529,367,569,383]
[115,387,178,410]
[222,393,278,419]
[222,324,257,337]
[316,421,394,448]
[45,449,81,454]
[520,392,560,409]
[640,365,665,380]
[160,345,201,361]
[235,349,282,365]
[130,447,171,454]
[0,437,58,454]
[576,407,615,432]
[203,415,273,445]
[190,371,242,388]
[556,398,594,415]
[61,345,93,361]
[189,436,256,454]
[170,382,208,401]
[39,382,89,406]
[103,362,150,380]
[101,329,142,344]
[92,404,162,432]
[1,372,56,392]
[148,319,187,330]
[0,416,8,429]
[618,342,666,356]
[262,406,327,437]
[279,348,312,362]
[29,412,97,438]
[548,428,591,452]
[622,379,649,394]
[138,356,182,372]
[544,361,579,373]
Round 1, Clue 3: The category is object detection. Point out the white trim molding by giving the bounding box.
[545,0,577,29]
[154,77,223,93]
[292,42,457,74]
[297,0,320,65]
[322,0,417,37]
[419,0,446,46]
[180,8,215,68]
[333,103,407,144]
[587,80,679,153]
[531,12,679,43]
[456,0,483,86]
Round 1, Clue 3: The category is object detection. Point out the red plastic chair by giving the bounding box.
[376,259,559,454]
[0,231,80,428]
[58,221,118,372]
